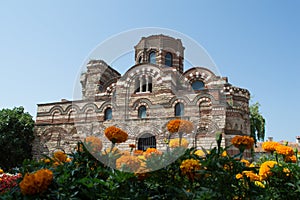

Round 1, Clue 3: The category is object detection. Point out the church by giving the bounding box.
[33,34,250,159]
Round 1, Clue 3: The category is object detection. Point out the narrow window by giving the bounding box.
[138,106,147,119]
[138,56,142,63]
[165,53,172,67]
[104,108,112,121]
[149,51,156,64]
[175,103,184,117]
[134,78,140,93]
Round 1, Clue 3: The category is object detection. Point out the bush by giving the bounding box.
[0,107,34,170]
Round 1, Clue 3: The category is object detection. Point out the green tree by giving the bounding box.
[250,102,266,144]
[0,107,34,170]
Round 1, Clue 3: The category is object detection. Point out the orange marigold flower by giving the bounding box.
[169,138,189,148]
[19,169,53,195]
[104,126,128,143]
[84,136,103,152]
[133,149,144,155]
[0,169,3,174]
[53,151,67,162]
[180,159,201,180]
[275,145,294,156]
[259,161,277,180]
[285,154,297,163]
[143,148,162,158]
[262,141,280,152]
[167,119,193,134]
[240,159,250,167]
[231,135,254,150]
[116,155,141,172]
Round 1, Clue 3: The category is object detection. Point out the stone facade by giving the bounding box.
[33,35,251,159]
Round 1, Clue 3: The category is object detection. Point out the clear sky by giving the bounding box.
[0,1,299,142]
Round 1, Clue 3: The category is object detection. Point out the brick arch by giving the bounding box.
[49,105,64,115]
[183,67,218,84]
[81,103,98,113]
[122,64,163,87]
[193,94,217,105]
[132,98,152,110]
[65,104,80,114]
[98,102,117,112]
[169,96,191,108]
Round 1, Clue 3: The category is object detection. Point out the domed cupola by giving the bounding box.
[134,34,185,73]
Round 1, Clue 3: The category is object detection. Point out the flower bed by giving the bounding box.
[1,132,300,199]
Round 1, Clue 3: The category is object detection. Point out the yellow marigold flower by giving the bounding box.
[53,151,67,162]
[84,136,103,152]
[262,141,280,152]
[255,181,265,188]
[285,155,297,163]
[104,126,128,143]
[143,148,162,158]
[0,168,4,174]
[259,161,277,180]
[249,163,256,168]
[275,145,294,156]
[236,173,243,179]
[194,150,205,157]
[169,138,189,148]
[231,135,254,150]
[221,151,228,157]
[116,155,141,172]
[240,159,250,167]
[224,162,234,171]
[66,157,72,162]
[283,168,290,176]
[167,119,193,134]
[242,171,260,181]
[180,159,201,180]
[19,169,53,195]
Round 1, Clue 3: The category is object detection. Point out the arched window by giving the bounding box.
[191,80,205,90]
[134,76,152,93]
[175,103,184,117]
[138,106,147,119]
[104,108,112,121]
[149,51,156,64]
[138,133,156,151]
[165,53,172,67]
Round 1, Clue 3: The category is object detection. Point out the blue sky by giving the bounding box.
[0,1,299,142]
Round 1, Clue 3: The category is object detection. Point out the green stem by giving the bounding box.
[179,132,183,147]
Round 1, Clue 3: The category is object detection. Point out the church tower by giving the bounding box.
[134,34,185,73]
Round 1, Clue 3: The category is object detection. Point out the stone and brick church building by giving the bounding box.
[33,34,250,158]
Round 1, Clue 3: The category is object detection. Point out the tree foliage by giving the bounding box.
[0,107,35,170]
[250,102,266,144]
